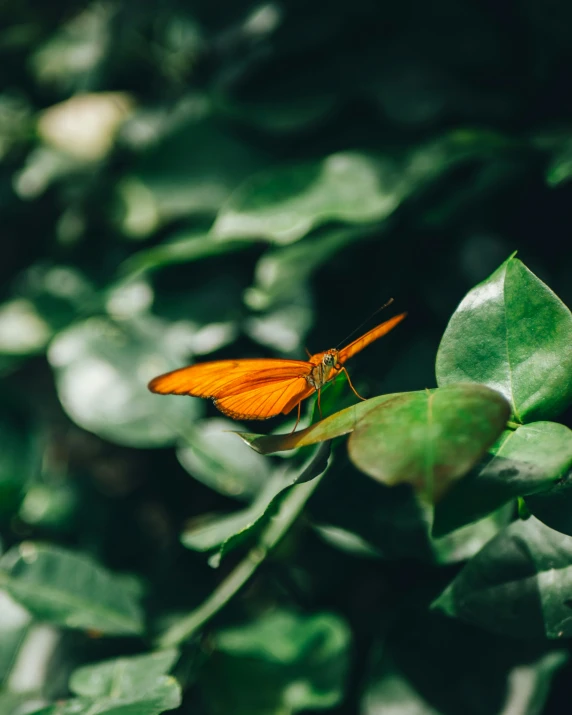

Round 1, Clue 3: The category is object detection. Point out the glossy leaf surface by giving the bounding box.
[363,612,566,715]
[436,255,572,422]
[348,384,510,502]
[177,418,271,500]
[434,421,572,535]
[310,460,511,565]
[212,131,511,245]
[434,517,572,638]
[202,610,350,715]
[69,649,179,698]
[29,677,181,715]
[239,393,401,455]
[0,543,143,636]
[525,471,572,537]
[48,316,202,447]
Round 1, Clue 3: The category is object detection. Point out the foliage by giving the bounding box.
[2,2,572,714]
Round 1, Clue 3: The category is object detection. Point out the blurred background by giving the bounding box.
[1,1,572,713]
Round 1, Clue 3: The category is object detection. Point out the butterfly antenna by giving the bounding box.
[334,298,395,349]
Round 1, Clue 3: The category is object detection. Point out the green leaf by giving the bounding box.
[177,418,272,500]
[312,524,383,559]
[180,478,286,556]
[212,130,513,245]
[26,654,182,715]
[211,152,399,244]
[121,229,255,279]
[70,650,179,698]
[363,613,567,715]
[434,421,572,536]
[29,8,111,88]
[430,504,514,565]
[0,265,98,358]
[28,677,181,715]
[0,590,32,683]
[19,482,79,531]
[181,445,329,565]
[0,691,43,715]
[313,470,510,567]
[239,393,401,455]
[436,255,572,423]
[243,226,374,311]
[201,610,351,715]
[0,299,52,356]
[0,543,144,636]
[158,444,331,647]
[540,132,572,186]
[244,300,313,353]
[433,516,572,638]
[348,384,510,502]
[0,404,38,520]
[117,118,266,237]
[310,460,509,565]
[215,65,338,134]
[48,316,202,448]
[525,471,572,536]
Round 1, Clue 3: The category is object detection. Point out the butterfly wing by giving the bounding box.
[338,313,407,364]
[215,378,315,420]
[148,358,314,420]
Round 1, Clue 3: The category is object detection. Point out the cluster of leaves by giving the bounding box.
[2,1,572,714]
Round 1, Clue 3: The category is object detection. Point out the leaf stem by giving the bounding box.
[157,443,331,648]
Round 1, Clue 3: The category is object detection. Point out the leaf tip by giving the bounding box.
[234,431,265,453]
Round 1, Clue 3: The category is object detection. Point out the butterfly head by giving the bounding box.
[323,349,340,370]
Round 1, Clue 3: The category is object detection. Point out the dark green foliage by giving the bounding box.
[2,2,572,713]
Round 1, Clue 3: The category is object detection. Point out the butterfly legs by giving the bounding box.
[288,369,362,433]
[340,367,367,402]
[291,401,302,433]
[290,387,322,434]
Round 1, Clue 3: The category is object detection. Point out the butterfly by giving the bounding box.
[148,312,406,429]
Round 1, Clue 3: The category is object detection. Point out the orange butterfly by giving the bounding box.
[148,312,406,428]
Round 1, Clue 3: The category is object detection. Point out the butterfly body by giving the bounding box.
[148,313,406,423]
[305,349,340,390]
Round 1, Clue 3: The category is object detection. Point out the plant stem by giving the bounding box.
[157,443,331,648]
